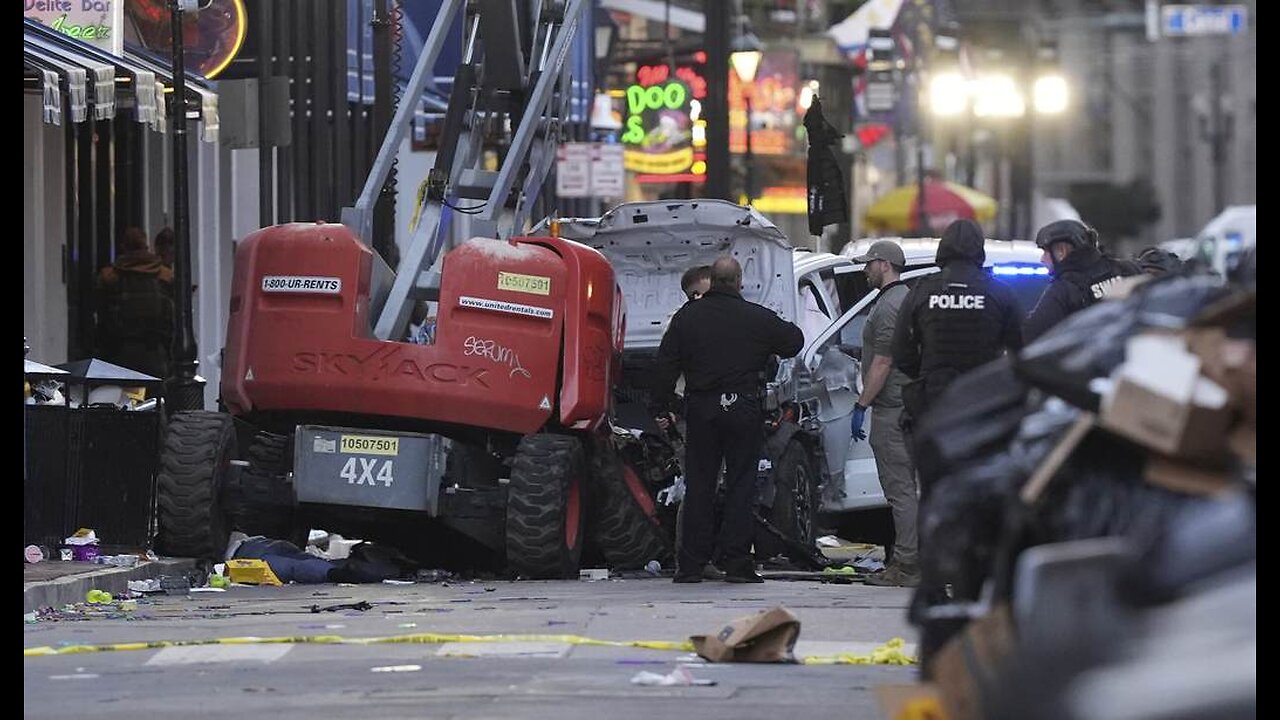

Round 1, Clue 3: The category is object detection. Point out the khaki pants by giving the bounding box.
[869,404,918,569]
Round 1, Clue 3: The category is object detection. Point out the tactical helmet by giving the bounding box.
[1035,219,1098,250]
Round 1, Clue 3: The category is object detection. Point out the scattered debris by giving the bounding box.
[309,601,372,613]
[370,664,422,673]
[630,667,716,687]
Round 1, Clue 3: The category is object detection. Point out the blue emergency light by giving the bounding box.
[991,264,1050,277]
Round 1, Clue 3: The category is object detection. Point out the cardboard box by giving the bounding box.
[1100,334,1232,461]
[1144,456,1232,496]
[1185,328,1256,424]
[690,606,800,663]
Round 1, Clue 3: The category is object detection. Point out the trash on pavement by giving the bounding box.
[225,559,283,586]
[310,601,372,613]
[24,545,44,563]
[127,578,163,593]
[63,528,99,546]
[93,554,141,568]
[630,666,716,687]
[644,560,663,575]
[579,568,609,581]
[815,535,842,548]
[85,589,112,604]
[690,606,801,663]
[370,664,422,673]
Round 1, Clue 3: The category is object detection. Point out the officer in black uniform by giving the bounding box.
[892,219,1023,443]
[1023,219,1141,342]
[651,256,805,583]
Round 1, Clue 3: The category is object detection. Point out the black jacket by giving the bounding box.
[1023,246,1140,342]
[892,221,1022,415]
[650,289,804,414]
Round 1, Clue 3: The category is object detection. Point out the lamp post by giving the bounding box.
[731,28,762,205]
[167,0,204,411]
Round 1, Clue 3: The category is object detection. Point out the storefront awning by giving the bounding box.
[24,18,218,142]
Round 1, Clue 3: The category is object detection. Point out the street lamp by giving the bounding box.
[593,6,619,86]
[1033,74,1069,115]
[730,28,762,205]
[929,72,969,117]
[168,0,206,411]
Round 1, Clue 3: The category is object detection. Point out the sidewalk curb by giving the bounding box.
[23,558,199,614]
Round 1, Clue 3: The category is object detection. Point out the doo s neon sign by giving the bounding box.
[621,83,688,144]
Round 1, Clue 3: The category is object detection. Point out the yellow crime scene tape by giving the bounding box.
[26,631,915,665]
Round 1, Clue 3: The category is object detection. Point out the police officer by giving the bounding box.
[1023,219,1140,342]
[849,240,919,588]
[651,256,804,583]
[892,219,1023,440]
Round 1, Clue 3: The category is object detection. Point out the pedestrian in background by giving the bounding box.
[95,226,174,379]
[154,226,175,269]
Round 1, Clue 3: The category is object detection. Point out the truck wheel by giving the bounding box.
[155,411,236,560]
[228,431,306,546]
[592,450,672,570]
[758,440,818,559]
[506,434,585,579]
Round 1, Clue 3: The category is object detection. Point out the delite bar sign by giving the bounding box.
[261,275,343,294]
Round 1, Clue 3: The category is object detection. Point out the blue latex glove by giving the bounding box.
[850,404,868,441]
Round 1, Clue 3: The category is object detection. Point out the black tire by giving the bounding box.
[154,411,236,560]
[758,440,818,559]
[228,432,306,546]
[505,434,586,579]
[591,448,672,570]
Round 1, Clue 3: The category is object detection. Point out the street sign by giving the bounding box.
[555,143,592,199]
[591,144,625,197]
[1161,4,1248,37]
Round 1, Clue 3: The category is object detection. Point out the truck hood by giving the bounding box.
[549,200,797,351]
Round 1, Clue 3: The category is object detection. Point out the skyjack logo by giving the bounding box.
[291,345,490,387]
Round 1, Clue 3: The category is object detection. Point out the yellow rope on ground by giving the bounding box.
[25,632,695,658]
[26,633,914,665]
[801,638,917,666]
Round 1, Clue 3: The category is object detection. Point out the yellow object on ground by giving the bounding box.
[224,559,283,586]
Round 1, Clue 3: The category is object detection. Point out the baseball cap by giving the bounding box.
[853,240,906,267]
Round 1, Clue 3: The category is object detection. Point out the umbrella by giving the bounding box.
[864,180,997,235]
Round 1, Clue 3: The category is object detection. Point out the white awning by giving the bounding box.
[24,18,217,141]
[600,0,705,33]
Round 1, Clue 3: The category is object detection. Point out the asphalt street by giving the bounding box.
[24,574,919,719]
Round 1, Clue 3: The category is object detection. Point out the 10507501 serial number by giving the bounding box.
[339,435,399,455]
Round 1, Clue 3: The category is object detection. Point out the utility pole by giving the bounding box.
[704,0,731,200]
[166,0,204,411]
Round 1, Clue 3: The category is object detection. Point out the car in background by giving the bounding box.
[795,238,1047,527]
[1193,205,1255,277]
[548,202,1050,555]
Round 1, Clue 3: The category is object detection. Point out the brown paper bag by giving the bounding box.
[690,606,801,663]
